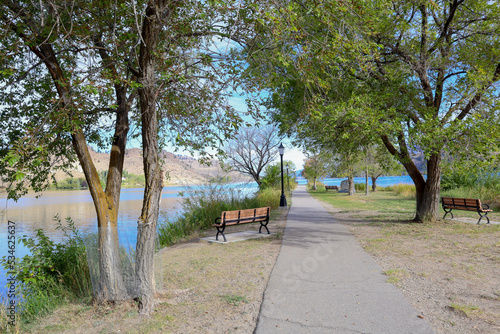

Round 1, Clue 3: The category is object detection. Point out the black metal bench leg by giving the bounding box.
[215,226,227,242]
[259,221,270,234]
[443,208,453,219]
[477,212,490,225]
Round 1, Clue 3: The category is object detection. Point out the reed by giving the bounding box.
[387,184,416,199]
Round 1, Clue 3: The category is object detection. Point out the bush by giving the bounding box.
[442,166,500,191]
[355,183,366,191]
[307,181,325,191]
[260,164,297,191]
[388,184,416,199]
[0,216,91,323]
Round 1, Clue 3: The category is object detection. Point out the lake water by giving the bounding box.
[310,175,414,187]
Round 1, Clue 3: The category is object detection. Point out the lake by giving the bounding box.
[312,175,415,187]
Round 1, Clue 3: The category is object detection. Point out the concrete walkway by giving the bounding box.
[255,185,434,334]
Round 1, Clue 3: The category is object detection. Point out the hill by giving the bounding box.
[54,147,247,185]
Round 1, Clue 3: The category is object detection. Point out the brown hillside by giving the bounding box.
[55,147,246,185]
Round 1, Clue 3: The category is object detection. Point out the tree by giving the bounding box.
[1,0,255,312]
[1,0,138,302]
[224,125,282,187]
[302,151,330,191]
[260,160,295,190]
[364,144,403,192]
[243,0,500,221]
[330,151,362,196]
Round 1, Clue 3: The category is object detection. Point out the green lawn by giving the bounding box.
[309,189,499,223]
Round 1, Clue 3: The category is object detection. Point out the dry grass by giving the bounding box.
[10,212,287,334]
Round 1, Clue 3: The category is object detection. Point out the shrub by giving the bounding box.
[307,181,325,191]
[0,216,91,323]
[355,183,366,191]
[388,184,416,199]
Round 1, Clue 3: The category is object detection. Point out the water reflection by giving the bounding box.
[0,187,184,241]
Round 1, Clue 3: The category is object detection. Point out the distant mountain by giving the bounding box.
[55,147,247,185]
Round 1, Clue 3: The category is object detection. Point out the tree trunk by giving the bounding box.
[72,121,129,302]
[28,40,130,301]
[136,0,168,315]
[371,176,378,192]
[348,176,355,195]
[415,153,442,222]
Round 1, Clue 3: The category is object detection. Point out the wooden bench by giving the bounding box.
[213,207,270,242]
[441,197,492,224]
[325,185,339,191]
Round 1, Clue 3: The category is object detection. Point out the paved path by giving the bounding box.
[255,185,435,334]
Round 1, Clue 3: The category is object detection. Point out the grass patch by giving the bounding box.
[449,303,481,317]
[310,190,416,221]
[221,294,249,306]
[382,268,407,284]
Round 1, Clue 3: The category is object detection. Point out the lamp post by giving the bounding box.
[279,143,287,207]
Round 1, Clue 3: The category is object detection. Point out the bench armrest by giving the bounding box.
[482,203,490,210]
[214,217,221,225]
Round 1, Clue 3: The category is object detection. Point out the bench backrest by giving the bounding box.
[222,207,270,222]
[441,197,480,208]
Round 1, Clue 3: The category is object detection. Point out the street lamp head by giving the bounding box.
[278,143,285,156]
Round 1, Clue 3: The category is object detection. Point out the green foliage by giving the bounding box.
[387,184,416,200]
[302,152,330,188]
[158,184,283,247]
[260,164,281,189]
[53,177,88,190]
[308,181,325,192]
[260,161,296,190]
[0,216,91,323]
[355,183,366,191]
[442,165,500,192]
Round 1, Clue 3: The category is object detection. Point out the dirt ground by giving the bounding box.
[8,202,500,334]
[15,211,288,334]
[318,200,500,334]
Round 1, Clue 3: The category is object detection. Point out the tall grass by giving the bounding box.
[387,184,416,199]
[158,184,282,247]
[0,217,92,325]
